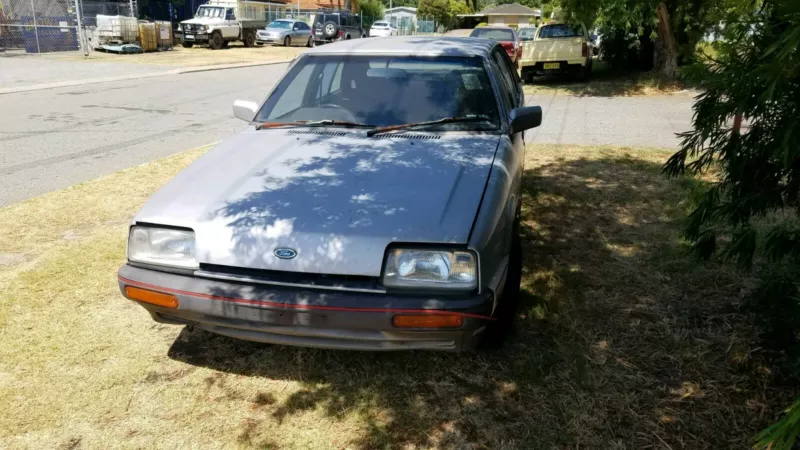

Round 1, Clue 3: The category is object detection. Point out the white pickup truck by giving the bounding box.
[519,23,593,82]
[176,0,268,49]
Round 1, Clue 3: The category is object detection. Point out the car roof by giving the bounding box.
[304,36,496,58]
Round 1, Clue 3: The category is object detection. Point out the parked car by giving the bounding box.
[469,26,521,68]
[369,21,397,37]
[176,0,267,49]
[256,19,312,47]
[518,26,537,42]
[117,37,543,352]
[312,8,365,45]
[519,23,593,82]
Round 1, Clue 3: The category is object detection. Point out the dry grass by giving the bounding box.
[1,144,795,449]
[42,43,305,67]
[524,60,696,97]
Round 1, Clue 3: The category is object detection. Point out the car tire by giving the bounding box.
[181,42,194,48]
[307,36,313,47]
[480,217,523,350]
[209,31,223,50]
[243,30,256,47]
[283,35,290,47]
[322,21,338,39]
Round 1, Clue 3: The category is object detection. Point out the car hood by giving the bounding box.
[262,27,289,34]
[134,128,499,276]
[181,18,218,26]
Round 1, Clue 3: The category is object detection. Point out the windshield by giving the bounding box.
[519,28,536,39]
[469,28,515,41]
[256,55,500,130]
[268,20,293,29]
[538,24,583,38]
[195,6,224,18]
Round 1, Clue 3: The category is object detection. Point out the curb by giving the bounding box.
[0,58,293,95]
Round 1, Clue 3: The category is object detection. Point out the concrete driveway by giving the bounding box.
[525,93,695,149]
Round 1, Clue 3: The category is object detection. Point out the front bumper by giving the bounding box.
[256,34,281,44]
[176,31,209,44]
[118,264,495,351]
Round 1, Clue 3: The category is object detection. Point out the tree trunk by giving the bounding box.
[654,2,679,79]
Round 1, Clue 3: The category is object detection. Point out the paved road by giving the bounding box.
[0,64,287,206]
[0,63,694,206]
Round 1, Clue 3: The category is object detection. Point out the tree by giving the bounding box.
[661,1,800,446]
[358,0,385,27]
[560,0,757,78]
[418,0,452,28]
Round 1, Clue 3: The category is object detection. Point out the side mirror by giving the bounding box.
[233,99,258,122]
[509,106,542,134]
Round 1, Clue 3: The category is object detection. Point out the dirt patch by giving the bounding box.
[42,43,305,67]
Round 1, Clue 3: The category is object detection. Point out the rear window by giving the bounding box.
[469,28,515,41]
[314,14,340,25]
[372,21,388,27]
[538,24,583,39]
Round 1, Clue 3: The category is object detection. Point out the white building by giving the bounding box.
[459,3,541,29]
[383,6,416,28]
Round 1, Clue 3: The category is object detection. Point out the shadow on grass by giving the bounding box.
[525,60,689,97]
[167,150,773,448]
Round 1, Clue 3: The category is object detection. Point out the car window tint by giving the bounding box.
[268,63,314,119]
[491,49,516,110]
[496,48,521,105]
[538,24,583,38]
[225,8,235,20]
[258,55,500,129]
[470,28,515,41]
[300,22,310,30]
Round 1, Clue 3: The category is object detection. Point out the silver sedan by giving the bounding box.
[256,19,312,47]
[117,37,543,352]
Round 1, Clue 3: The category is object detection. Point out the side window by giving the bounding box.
[491,49,516,110]
[488,57,513,115]
[497,49,521,105]
[300,22,310,30]
[316,62,342,100]
[225,8,235,20]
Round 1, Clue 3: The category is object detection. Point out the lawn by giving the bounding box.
[524,60,695,97]
[1,144,794,448]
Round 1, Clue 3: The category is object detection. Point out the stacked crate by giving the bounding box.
[137,22,157,52]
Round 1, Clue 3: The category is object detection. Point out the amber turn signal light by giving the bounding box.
[125,286,179,309]
[393,314,463,328]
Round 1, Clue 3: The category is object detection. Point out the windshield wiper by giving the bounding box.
[304,120,374,128]
[256,120,373,131]
[366,115,494,137]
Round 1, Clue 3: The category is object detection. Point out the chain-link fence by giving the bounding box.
[0,0,84,54]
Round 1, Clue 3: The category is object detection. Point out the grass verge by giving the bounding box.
[1,144,795,448]
[524,60,694,97]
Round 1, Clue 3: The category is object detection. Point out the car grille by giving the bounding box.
[196,263,386,294]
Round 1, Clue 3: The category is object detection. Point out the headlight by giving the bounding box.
[199,25,207,32]
[128,226,198,269]
[382,249,477,291]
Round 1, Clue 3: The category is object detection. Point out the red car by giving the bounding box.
[469,26,521,67]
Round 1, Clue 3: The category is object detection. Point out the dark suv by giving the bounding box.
[312,8,365,44]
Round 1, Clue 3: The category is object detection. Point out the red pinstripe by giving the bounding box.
[118,276,496,321]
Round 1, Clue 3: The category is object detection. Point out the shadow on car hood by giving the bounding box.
[134,128,500,276]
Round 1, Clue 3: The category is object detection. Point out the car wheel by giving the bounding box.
[480,217,523,349]
[323,21,338,39]
[209,31,223,50]
[283,35,290,47]
[181,42,194,48]
[243,30,256,47]
[307,36,313,47]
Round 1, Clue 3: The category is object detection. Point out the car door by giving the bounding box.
[223,8,238,39]
[294,22,310,45]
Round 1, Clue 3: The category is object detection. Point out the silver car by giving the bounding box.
[256,19,312,47]
[118,37,542,351]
